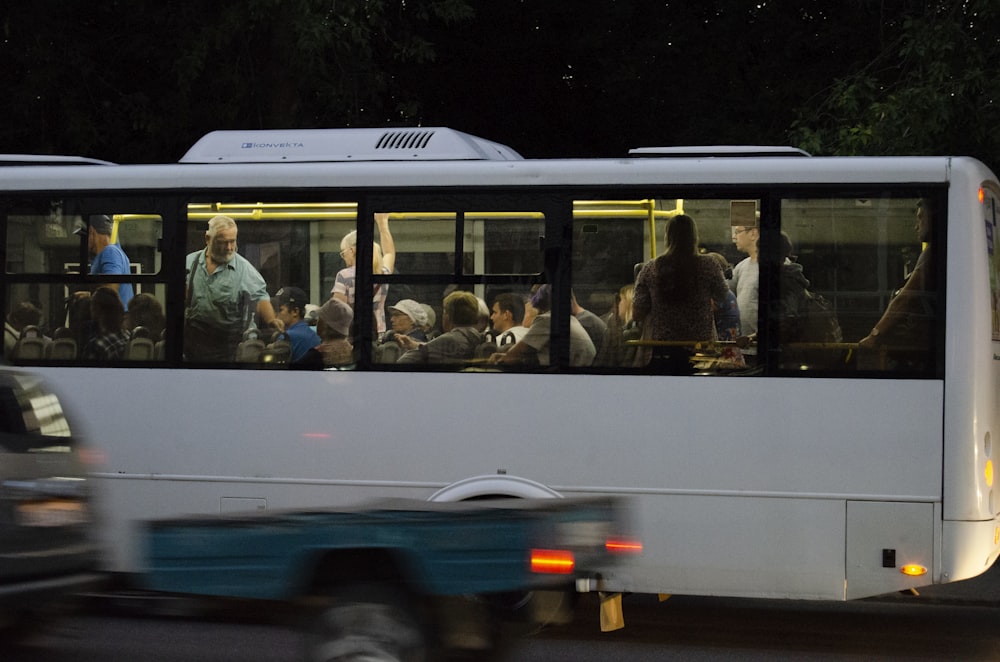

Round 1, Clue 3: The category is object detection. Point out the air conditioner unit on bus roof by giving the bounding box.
[628,146,811,158]
[180,127,523,163]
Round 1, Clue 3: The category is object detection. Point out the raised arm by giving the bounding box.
[375,213,396,274]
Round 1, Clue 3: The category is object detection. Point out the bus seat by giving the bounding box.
[127,337,155,361]
[475,342,498,359]
[261,340,291,364]
[11,325,47,361]
[46,337,77,360]
[375,341,401,364]
[236,339,265,362]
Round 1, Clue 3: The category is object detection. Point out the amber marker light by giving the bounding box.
[606,538,644,554]
[530,549,575,574]
[986,459,994,487]
[979,187,986,204]
[900,564,928,577]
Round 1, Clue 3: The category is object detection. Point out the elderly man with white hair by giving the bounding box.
[184,214,280,362]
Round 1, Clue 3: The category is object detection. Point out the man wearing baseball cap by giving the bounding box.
[75,214,134,309]
[273,286,320,362]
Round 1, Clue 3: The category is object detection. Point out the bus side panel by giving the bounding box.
[606,494,848,600]
[942,160,999,524]
[845,501,935,599]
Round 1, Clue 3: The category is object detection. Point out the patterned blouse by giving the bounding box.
[633,254,730,342]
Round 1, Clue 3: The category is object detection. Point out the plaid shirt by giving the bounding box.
[82,331,129,360]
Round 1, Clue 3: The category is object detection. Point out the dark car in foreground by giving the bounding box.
[0,368,100,640]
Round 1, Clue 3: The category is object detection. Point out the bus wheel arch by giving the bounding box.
[428,474,562,502]
[429,474,573,631]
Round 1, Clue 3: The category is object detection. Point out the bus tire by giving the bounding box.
[306,583,426,662]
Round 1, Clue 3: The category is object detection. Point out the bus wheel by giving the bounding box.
[306,584,426,662]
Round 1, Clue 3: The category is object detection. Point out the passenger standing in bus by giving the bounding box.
[858,198,936,355]
[729,216,760,344]
[396,291,483,364]
[273,286,321,363]
[75,214,134,310]
[332,213,396,338]
[184,215,280,362]
[706,253,741,342]
[633,214,729,343]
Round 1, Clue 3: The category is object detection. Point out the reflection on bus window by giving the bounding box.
[776,196,938,375]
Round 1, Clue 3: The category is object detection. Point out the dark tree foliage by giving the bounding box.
[0,0,473,162]
[406,1,893,157]
[1,1,998,168]
[790,0,1000,166]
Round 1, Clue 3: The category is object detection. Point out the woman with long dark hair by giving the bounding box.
[633,214,729,342]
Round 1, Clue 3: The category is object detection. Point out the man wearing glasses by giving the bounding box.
[730,220,760,349]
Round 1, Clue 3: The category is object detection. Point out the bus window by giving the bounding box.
[184,200,354,365]
[776,196,939,375]
[3,198,164,364]
[575,197,756,373]
[368,207,546,368]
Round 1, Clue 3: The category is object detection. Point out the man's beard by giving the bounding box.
[211,247,236,264]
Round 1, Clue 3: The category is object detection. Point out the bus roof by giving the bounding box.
[180,127,524,164]
[629,146,811,158]
[0,154,115,166]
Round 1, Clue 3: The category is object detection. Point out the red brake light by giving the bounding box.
[605,538,643,554]
[530,549,576,574]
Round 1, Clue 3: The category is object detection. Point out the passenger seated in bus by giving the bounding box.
[594,284,640,367]
[489,292,529,348]
[273,286,321,363]
[384,299,429,343]
[571,290,607,354]
[419,304,438,339]
[633,215,729,371]
[124,293,165,341]
[332,213,396,339]
[476,297,491,334]
[67,291,94,350]
[184,215,281,362]
[375,299,428,363]
[294,298,355,369]
[396,291,483,364]
[81,287,129,361]
[857,198,936,357]
[5,301,43,356]
[489,285,596,367]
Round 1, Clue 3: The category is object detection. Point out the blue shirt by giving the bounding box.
[92,243,134,310]
[285,320,321,362]
[714,290,741,341]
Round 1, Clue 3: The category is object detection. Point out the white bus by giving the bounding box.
[3,127,999,604]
